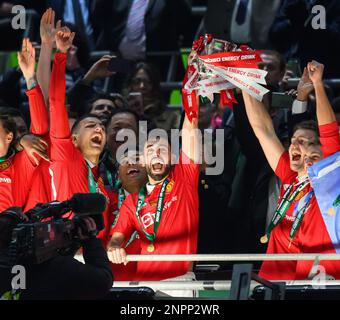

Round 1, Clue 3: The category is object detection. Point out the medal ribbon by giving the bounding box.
[264,180,310,240]
[0,155,8,163]
[112,179,140,249]
[289,190,314,242]
[106,169,114,189]
[135,179,169,242]
[87,164,99,194]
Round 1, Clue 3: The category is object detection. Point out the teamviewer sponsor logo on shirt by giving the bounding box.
[141,212,155,229]
[0,177,11,184]
[284,215,296,222]
[163,196,178,210]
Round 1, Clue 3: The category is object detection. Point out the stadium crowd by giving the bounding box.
[0,0,340,295]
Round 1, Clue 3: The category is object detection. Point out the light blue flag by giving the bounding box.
[308,151,340,252]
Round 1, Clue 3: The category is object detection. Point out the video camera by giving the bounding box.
[8,193,107,266]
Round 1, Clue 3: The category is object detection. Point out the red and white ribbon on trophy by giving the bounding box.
[182,35,269,122]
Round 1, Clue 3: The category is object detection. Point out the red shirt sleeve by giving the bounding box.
[275,151,297,184]
[26,85,49,136]
[173,150,199,188]
[319,121,340,158]
[13,150,37,207]
[50,138,78,162]
[111,196,135,241]
[49,52,70,140]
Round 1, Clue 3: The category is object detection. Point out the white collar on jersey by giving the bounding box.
[85,159,96,169]
[296,174,309,186]
[146,183,156,195]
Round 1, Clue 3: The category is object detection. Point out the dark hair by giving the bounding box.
[124,61,162,99]
[0,114,17,147]
[107,108,140,129]
[87,92,129,112]
[293,120,320,144]
[0,107,24,120]
[262,50,286,72]
[71,114,103,134]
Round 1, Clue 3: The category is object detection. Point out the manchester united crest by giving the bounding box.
[166,180,174,193]
[0,160,11,172]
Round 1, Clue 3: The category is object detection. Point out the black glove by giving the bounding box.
[76,217,98,241]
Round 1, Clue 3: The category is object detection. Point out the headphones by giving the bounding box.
[0,207,28,224]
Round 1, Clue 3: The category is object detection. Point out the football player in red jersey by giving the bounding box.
[243,61,340,280]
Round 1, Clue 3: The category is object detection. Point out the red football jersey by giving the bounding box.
[260,122,340,280]
[109,190,141,281]
[48,52,115,245]
[0,85,49,213]
[113,151,199,281]
[0,151,36,212]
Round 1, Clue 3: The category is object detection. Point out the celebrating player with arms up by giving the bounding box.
[48,24,115,244]
[243,61,340,280]
[108,100,200,281]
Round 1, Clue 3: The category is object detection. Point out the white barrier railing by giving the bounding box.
[112,280,340,291]
[125,253,340,262]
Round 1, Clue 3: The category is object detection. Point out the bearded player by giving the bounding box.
[243,61,340,280]
[108,104,200,281]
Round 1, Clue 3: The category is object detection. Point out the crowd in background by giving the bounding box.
[0,0,339,275]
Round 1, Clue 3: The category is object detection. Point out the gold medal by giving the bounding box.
[328,207,335,216]
[260,235,269,244]
[147,243,155,253]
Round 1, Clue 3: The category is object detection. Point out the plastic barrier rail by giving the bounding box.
[112,280,340,291]
[124,253,340,262]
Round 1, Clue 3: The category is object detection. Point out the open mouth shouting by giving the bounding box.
[291,152,302,163]
[90,134,103,148]
[151,160,165,174]
[127,166,140,177]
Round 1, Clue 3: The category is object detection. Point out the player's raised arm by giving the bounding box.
[49,22,75,140]
[182,102,200,163]
[37,8,56,105]
[242,91,285,172]
[308,61,337,126]
[17,38,49,137]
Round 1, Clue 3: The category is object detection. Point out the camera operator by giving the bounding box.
[0,208,113,300]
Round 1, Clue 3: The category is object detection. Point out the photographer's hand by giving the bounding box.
[77,217,97,240]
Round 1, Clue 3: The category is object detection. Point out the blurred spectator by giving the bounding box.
[259,50,287,91]
[47,0,97,50]
[67,55,117,117]
[88,92,125,125]
[269,0,340,78]
[100,109,140,191]
[93,0,191,60]
[204,0,281,49]
[63,22,91,80]
[0,1,46,50]
[197,101,239,255]
[0,68,21,108]
[122,62,180,131]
